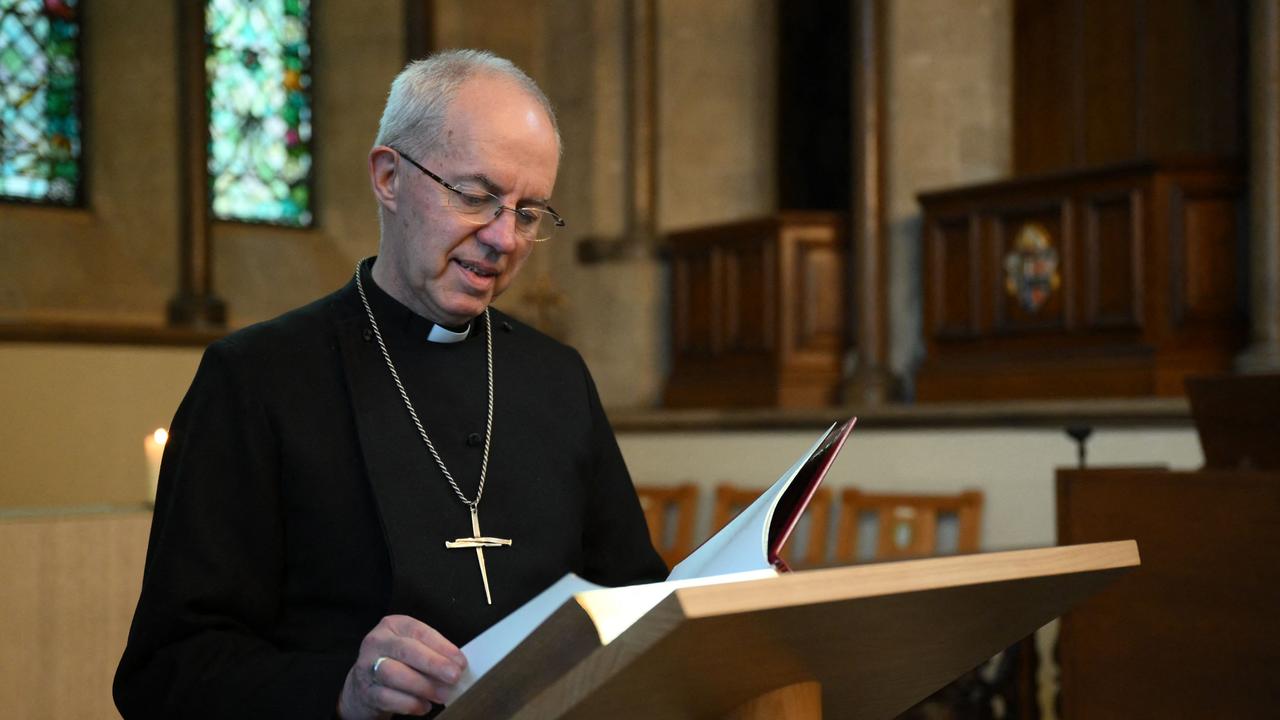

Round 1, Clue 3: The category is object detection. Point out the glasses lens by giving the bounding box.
[530,209,561,241]
[447,186,500,218]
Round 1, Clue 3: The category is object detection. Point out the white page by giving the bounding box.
[666,424,833,581]
[444,568,776,702]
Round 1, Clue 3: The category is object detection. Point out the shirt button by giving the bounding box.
[466,432,483,447]
[362,328,373,342]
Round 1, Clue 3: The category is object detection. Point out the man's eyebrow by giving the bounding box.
[457,172,551,207]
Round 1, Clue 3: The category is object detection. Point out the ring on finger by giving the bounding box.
[371,655,390,681]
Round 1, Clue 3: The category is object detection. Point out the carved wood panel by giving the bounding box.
[1083,190,1143,330]
[917,161,1244,401]
[927,216,979,340]
[664,213,845,408]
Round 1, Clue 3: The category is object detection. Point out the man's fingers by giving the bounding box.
[387,615,465,662]
[382,615,467,673]
[368,682,434,717]
[372,656,448,705]
[383,635,464,685]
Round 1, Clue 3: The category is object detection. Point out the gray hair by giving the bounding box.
[373,49,560,160]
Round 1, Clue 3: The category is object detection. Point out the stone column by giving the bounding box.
[576,0,657,263]
[1238,0,1280,373]
[167,0,226,327]
[843,0,895,404]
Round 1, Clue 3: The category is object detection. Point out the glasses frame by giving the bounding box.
[389,146,565,242]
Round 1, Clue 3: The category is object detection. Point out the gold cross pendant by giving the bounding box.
[444,508,512,604]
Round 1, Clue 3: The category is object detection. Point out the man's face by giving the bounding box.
[373,74,559,326]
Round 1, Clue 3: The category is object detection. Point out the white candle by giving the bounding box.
[145,428,168,505]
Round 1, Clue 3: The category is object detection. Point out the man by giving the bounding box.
[114,50,667,719]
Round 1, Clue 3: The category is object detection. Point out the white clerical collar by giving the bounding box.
[427,322,471,344]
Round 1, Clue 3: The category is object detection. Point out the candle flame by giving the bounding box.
[153,428,168,445]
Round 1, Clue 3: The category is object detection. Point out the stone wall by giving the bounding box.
[885,0,1013,395]
[0,0,404,327]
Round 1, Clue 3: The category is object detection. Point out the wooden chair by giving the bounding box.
[634,483,699,569]
[711,483,833,569]
[835,488,983,562]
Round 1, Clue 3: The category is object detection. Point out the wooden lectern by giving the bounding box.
[440,541,1138,719]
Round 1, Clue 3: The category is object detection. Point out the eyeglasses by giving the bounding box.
[391,147,566,242]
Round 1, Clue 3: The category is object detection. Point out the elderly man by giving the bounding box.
[114,50,666,719]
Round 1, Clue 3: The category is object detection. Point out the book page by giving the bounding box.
[445,569,776,702]
[665,424,836,581]
[443,573,602,704]
[446,419,854,703]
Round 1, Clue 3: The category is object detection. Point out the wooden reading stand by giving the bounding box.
[440,541,1138,719]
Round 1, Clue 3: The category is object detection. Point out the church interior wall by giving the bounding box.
[0,1,1205,563]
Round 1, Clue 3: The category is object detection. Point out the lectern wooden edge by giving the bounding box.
[440,540,1140,719]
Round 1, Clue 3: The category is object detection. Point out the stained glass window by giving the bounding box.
[206,0,313,227]
[0,0,82,205]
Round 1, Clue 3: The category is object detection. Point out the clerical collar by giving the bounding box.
[359,258,473,344]
[427,323,470,344]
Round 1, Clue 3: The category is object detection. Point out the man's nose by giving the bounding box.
[475,208,521,254]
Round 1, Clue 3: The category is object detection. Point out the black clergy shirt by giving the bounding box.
[114,258,667,720]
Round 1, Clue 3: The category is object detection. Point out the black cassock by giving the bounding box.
[114,261,667,719]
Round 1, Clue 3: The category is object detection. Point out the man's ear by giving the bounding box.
[369,146,399,212]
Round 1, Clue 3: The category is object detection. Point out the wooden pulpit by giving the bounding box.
[663,212,846,409]
[439,541,1139,719]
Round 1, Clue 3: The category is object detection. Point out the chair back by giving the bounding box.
[835,488,983,562]
[634,483,699,569]
[711,483,833,569]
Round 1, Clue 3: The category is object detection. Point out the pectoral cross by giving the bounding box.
[444,508,512,604]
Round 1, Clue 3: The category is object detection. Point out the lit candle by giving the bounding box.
[145,428,168,505]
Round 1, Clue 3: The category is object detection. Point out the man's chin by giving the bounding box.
[437,295,492,325]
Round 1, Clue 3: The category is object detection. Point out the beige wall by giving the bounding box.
[619,425,1204,552]
[0,344,201,508]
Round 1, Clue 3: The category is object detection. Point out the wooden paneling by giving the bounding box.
[1013,0,1078,174]
[917,161,1244,401]
[664,213,844,408]
[1057,468,1280,719]
[784,232,842,357]
[1176,190,1240,323]
[672,244,715,355]
[721,240,772,354]
[1083,190,1142,329]
[1013,0,1246,176]
[928,216,979,339]
[0,511,151,719]
[1080,0,1138,166]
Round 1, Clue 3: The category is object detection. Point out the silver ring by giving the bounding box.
[372,655,389,679]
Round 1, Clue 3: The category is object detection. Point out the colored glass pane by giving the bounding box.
[0,0,82,204]
[206,0,312,226]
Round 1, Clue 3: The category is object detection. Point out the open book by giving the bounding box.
[441,417,857,704]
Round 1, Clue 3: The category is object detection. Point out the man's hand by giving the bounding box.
[336,615,468,719]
